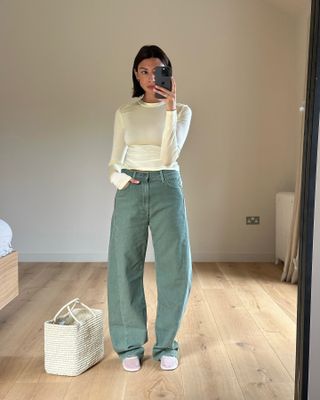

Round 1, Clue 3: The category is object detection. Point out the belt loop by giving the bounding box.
[132,171,137,179]
[160,170,164,183]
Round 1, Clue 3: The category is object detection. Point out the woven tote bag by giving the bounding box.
[44,298,104,376]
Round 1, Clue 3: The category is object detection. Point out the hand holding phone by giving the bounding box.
[153,66,176,110]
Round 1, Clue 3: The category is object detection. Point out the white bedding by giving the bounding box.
[0,219,13,257]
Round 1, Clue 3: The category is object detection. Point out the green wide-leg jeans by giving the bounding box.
[107,168,192,362]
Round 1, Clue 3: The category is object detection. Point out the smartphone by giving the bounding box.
[154,66,172,99]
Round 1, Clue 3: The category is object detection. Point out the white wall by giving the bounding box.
[0,0,308,261]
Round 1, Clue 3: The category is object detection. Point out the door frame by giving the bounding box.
[295,0,320,398]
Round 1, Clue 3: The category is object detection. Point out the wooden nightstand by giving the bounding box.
[0,251,19,310]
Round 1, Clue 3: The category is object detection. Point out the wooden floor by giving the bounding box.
[0,261,297,400]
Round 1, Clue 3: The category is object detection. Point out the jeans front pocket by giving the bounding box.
[164,175,183,189]
[117,181,131,193]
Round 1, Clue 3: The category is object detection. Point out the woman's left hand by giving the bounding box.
[153,77,176,111]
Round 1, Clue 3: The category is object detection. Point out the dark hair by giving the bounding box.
[132,45,172,98]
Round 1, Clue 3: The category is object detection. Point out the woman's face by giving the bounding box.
[134,57,165,95]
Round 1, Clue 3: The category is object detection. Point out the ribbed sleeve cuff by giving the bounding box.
[110,172,132,190]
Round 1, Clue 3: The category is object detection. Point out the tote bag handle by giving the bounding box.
[53,298,96,324]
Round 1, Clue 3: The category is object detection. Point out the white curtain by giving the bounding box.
[281,105,305,284]
[281,2,311,284]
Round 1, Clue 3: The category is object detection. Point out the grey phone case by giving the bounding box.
[155,66,172,99]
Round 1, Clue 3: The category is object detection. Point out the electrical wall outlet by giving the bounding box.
[246,216,260,225]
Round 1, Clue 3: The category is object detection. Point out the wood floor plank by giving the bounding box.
[27,382,70,400]
[204,288,263,340]
[241,382,294,400]
[63,364,98,400]
[234,285,296,339]
[3,382,37,400]
[86,355,127,400]
[179,335,245,400]
[237,262,297,322]
[124,364,185,400]
[178,269,222,338]
[16,357,43,384]
[0,357,31,399]
[193,262,232,290]
[263,332,296,380]
[223,336,292,385]
[258,283,297,323]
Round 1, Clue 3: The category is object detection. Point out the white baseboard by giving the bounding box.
[190,252,275,263]
[18,253,108,262]
[18,252,275,263]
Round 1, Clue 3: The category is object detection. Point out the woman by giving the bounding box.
[107,44,192,372]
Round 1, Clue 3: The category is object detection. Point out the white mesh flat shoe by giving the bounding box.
[122,356,141,372]
[160,356,179,370]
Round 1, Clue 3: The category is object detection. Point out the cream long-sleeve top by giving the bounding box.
[108,96,192,190]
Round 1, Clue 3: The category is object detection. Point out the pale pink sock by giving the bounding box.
[160,356,179,370]
[122,356,141,372]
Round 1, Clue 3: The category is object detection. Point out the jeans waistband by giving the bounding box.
[121,168,181,182]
